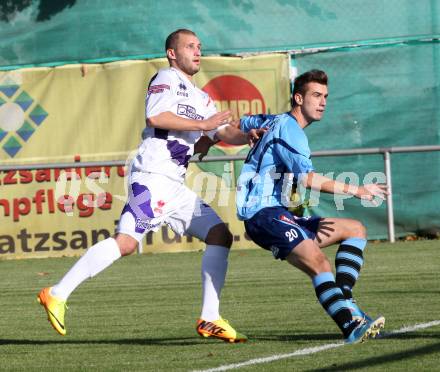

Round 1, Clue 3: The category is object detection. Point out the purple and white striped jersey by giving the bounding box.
[133,67,218,182]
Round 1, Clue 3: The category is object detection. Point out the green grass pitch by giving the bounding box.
[0,240,439,371]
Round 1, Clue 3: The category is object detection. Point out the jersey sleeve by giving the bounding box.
[240,114,275,132]
[275,123,314,175]
[145,70,175,118]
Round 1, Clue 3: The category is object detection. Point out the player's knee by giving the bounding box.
[114,233,139,256]
[287,243,331,277]
[303,249,332,276]
[205,223,233,248]
[350,220,366,239]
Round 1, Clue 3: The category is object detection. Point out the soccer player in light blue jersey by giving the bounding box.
[236,70,388,344]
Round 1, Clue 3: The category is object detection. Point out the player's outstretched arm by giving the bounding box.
[301,172,388,203]
[215,124,267,146]
[147,110,232,131]
[195,125,267,161]
[301,172,353,195]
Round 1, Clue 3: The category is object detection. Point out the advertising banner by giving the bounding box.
[0,54,291,258]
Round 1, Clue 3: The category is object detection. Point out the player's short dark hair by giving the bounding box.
[292,69,328,106]
[165,29,197,52]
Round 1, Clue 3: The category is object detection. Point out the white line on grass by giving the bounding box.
[194,320,440,372]
[387,320,440,335]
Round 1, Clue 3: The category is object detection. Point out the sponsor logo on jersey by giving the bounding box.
[177,104,204,120]
[135,218,160,231]
[148,84,170,94]
[176,82,189,97]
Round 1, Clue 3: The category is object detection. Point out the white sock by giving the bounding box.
[200,245,229,321]
[51,237,121,301]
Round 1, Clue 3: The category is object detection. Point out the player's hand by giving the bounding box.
[355,183,388,205]
[200,111,232,131]
[247,127,267,147]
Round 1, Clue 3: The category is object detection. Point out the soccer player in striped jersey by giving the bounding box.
[236,69,387,343]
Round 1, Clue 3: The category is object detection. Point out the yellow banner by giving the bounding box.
[0,54,290,259]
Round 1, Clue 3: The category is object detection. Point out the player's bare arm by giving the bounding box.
[302,172,388,201]
[194,125,266,161]
[147,110,232,131]
[215,125,267,146]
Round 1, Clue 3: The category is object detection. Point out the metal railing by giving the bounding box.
[312,145,440,242]
[1,144,440,242]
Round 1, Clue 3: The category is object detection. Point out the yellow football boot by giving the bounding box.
[196,317,247,343]
[37,287,67,336]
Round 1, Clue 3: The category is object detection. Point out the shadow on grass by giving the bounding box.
[249,332,341,342]
[382,332,440,340]
[0,333,343,346]
[0,337,211,346]
[2,331,438,347]
[307,341,440,371]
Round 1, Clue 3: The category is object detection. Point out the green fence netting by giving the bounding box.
[293,41,440,238]
[0,0,439,69]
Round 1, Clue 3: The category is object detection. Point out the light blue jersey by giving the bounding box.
[236,113,314,220]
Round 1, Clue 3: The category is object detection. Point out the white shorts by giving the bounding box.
[116,172,223,242]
